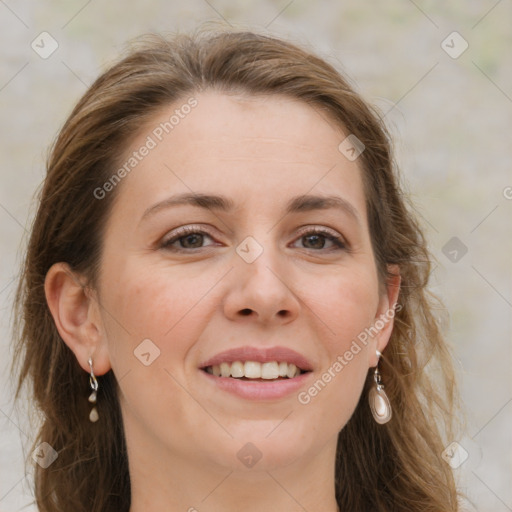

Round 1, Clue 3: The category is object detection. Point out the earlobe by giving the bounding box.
[44,262,110,375]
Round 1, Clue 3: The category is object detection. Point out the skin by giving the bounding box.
[45,91,400,512]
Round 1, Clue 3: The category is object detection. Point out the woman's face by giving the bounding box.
[94,91,398,473]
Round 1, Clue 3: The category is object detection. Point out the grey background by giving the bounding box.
[1,1,511,511]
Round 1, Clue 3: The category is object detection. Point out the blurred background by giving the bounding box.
[0,1,510,510]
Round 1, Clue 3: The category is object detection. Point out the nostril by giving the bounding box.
[240,308,252,316]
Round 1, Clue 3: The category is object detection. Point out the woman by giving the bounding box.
[12,28,461,511]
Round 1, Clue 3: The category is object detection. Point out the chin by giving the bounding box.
[202,427,313,473]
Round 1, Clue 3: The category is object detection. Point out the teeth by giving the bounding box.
[230,361,244,378]
[286,363,298,379]
[261,362,280,380]
[244,361,261,379]
[206,361,303,379]
[220,362,231,378]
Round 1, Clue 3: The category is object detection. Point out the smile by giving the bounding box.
[202,360,309,380]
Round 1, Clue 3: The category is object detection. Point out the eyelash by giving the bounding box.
[160,225,348,253]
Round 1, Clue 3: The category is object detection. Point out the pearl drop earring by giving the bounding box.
[368,350,392,424]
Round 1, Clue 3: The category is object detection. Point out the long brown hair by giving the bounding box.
[12,28,461,511]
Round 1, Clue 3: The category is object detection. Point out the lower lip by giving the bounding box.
[199,369,312,401]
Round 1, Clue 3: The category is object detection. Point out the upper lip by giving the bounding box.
[199,346,314,372]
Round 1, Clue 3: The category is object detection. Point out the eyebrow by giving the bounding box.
[140,192,361,224]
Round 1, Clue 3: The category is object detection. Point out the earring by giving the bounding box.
[369,350,392,424]
[88,357,99,423]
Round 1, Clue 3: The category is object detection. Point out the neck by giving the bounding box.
[126,424,340,512]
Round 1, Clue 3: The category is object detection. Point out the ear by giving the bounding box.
[44,262,111,375]
[369,264,401,367]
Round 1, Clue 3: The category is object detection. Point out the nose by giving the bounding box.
[222,237,301,325]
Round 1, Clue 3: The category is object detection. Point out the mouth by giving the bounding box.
[198,346,314,400]
[201,361,311,381]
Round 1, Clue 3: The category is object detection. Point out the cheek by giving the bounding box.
[99,264,217,429]
[298,268,377,427]
[100,260,220,370]
[316,266,380,350]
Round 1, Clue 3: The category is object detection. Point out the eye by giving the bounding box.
[160,226,217,251]
[160,225,348,253]
[291,227,347,252]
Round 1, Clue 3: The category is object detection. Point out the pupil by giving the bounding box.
[182,234,202,248]
[305,234,324,249]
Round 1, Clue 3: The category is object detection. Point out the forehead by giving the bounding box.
[168,91,345,161]
[108,91,367,221]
